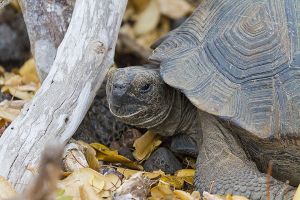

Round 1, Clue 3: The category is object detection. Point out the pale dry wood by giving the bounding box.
[0,0,127,191]
[18,0,75,81]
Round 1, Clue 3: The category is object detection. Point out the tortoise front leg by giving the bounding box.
[195,112,295,200]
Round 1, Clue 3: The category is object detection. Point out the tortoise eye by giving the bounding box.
[140,83,151,93]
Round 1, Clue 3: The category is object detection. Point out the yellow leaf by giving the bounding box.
[203,192,249,200]
[133,130,162,161]
[10,0,21,11]
[133,0,160,35]
[98,190,111,198]
[0,106,20,122]
[131,0,150,12]
[19,58,40,84]
[175,169,195,177]
[0,76,4,85]
[116,167,164,179]
[57,168,120,200]
[79,183,102,200]
[191,191,201,200]
[8,87,34,100]
[294,185,300,200]
[174,190,193,200]
[90,143,111,152]
[78,141,100,171]
[104,173,122,191]
[0,176,17,199]
[0,100,27,110]
[230,195,249,200]
[175,169,195,185]
[151,181,174,199]
[91,142,143,170]
[157,0,193,19]
[160,175,184,189]
[17,83,38,92]
[89,176,105,192]
[3,72,16,83]
[136,16,170,49]
[4,74,22,86]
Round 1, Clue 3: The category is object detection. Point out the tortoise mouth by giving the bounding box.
[108,101,146,118]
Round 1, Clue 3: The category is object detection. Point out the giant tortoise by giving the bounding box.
[106,0,300,199]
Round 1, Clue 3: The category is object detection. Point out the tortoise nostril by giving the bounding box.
[112,82,128,98]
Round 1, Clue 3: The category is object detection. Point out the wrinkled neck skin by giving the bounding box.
[150,90,200,138]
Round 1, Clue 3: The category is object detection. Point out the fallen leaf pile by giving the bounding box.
[0,58,40,134]
[117,0,195,63]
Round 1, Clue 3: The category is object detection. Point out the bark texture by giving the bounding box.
[0,0,127,191]
[18,0,75,80]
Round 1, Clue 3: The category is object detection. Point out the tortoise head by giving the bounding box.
[106,66,175,128]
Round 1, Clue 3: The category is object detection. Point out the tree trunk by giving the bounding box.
[0,0,127,191]
[18,0,75,81]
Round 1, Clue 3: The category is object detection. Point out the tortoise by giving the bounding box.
[106,0,300,199]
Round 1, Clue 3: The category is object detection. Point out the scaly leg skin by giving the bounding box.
[195,112,295,200]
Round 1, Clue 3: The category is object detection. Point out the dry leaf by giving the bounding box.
[62,143,89,172]
[116,167,164,180]
[79,183,102,200]
[77,141,100,171]
[133,130,162,161]
[17,83,38,92]
[160,175,184,189]
[7,87,34,100]
[157,0,193,19]
[133,0,160,35]
[294,185,300,200]
[0,176,17,199]
[57,168,121,200]
[19,58,40,84]
[131,0,150,12]
[136,16,170,48]
[103,173,122,192]
[150,180,174,199]
[0,100,28,109]
[91,143,143,170]
[10,0,21,11]
[191,191,201,200]
[203,192,250,200]
[0,106,20,122]
[175,169,195,185]
[114,173,154,200]
[4,74,22,86]
[174,190,194,200]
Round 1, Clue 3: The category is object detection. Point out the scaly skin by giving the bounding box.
[106,67,296,199]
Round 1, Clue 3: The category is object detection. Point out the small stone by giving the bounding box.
[143,147,182,174]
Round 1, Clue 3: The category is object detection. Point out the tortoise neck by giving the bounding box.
[150,91,198,136]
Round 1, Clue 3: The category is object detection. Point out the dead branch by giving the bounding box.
[0,0,127,191]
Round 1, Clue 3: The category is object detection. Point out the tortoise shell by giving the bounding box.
[150,0,300,139]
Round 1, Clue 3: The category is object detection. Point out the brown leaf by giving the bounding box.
[175,169,195,185]
[174,190,194,200]
[76,141,100,171]
[150,181,174,199]
[0,176,17,199]
[19,58,40,84]
[157,0,193,19]
[7,87,34,100]
[116,167,164,179]
[294,185,300,200]
[0,106,20,122]
[91,143,143,170]
[133,130,162,161]
[133,0,160,35]
[57,168,121,200]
